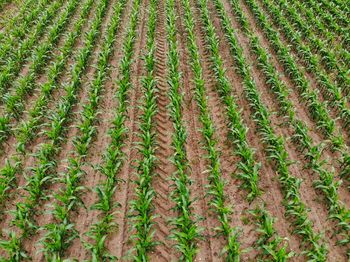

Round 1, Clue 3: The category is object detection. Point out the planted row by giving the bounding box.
[0,0,49,68]
[228,0,350,252]
[128,0,158,259]
[0,0,63,97]
[209,0,327,259]
[181,0,241,259]
[243,0,350,180]
[40,0,127,259]
[84,0,141,259]
[165,0,200,259]
[317,0,348,27]
[291,0,350,69]
[0,0,80,146]
[261,0,350,128]
[15,0,94,154]
[0,0,63,146]
[200,0,293,259]
[0,0,95,214]
[0,0,109,259]
[302,0,350,51]
[274,0,350,93]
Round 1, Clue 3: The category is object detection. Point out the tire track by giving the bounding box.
[149,0,176,259]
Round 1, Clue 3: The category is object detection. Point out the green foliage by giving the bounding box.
[40,0,127,258]
[182,0,245,259]
[128,0,159,259]
[0,0,50,68]
[0,0,80,150]
[239,0,350,252]
[212,0,327,259]
[84,0,141,259]
[15,0,94,155]
[165,0,201,259]
[262,0,350,130]
[0,0,109,259]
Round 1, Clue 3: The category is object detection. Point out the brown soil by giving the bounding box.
[148,1,177,259]
[0,0,349,261]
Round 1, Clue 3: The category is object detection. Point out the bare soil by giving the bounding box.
[0,0,349,261]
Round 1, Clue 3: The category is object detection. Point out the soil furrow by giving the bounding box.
[106,0,149,258]
[0,0,115,258]
[148,0,177,258]
[60,0,136,259]
[190,0,304,256]
[193,16,259,261]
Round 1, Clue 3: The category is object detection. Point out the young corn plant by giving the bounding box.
[0,0,62,98]
[249,207,293,261]
[0,0,109,259]
[292,0,349,65]
[293,0,350,68]
[0,0,63,145]
[227,0,350,253]
[84,0,142,260]
[197,1,262,204]
[317,0,348,27]
[261,0,350,127]
[181,0,243,259]
[166,0,201,259]
[0,0,36,36]
[0,0,49,68]
[0,0,79,147]
[302,0,350,52]
[39,0,127,259]
[243,0,350,182]
[128,0,159,260]
[0,0,94,218]
[328,0,350,17]
[207,0,327,259]
[0,159,21,214]
[274,0,350,94]
[0,231,29,261]
[15,0,94,154]
[197,0,293,259]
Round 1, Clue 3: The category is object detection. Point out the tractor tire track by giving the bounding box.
[149,0,177,259]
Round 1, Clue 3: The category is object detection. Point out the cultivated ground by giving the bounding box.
[0,0,349,261]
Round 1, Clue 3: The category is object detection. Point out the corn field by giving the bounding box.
[0,0,349,261]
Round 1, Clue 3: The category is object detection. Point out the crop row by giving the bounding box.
[228,0,350,253]
[0,0,80,148]
[181,0,241,259]
[0,0,62,100]
[165,0,201,259]
[39,0,127,259]
[0,0,95,214]
[84,0,141,259]
[0,0,63,146]
[243,0,350,181]
[128,0,158,259]
[195,0,294,258]
[15,0,95,154]
[0,0,109,259]
[275,0,350,93]
[261,0,350,132]
[210,0,327,259]
[291,0,350,70]
[0,0,48,68]
[301,0,350,52]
